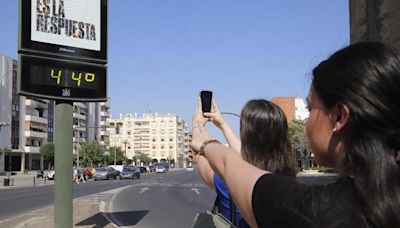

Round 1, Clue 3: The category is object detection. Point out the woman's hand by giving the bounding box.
[204,99,227,130]
[191,98,214,152]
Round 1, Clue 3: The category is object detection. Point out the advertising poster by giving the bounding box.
[31,0,101,51]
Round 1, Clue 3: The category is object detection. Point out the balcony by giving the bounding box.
[100,111,110,117]
[25,99,49,109]
[73,113,86,120]
[24,131,47,139]
[25,115,48,125]
[24,146,40,153]
[73,137,86,143]
[74,102,86,108]
[100,121,109,127]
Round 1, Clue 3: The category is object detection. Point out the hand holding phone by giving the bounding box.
[200,90,212,116]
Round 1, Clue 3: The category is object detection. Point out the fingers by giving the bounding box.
[212,99,219,112]
[197,97,202,112]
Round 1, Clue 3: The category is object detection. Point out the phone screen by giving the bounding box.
[200,90,212,114]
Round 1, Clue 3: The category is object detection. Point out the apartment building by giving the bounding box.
[108,113,189,167]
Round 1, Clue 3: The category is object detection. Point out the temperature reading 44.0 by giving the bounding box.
[50,69,96,88]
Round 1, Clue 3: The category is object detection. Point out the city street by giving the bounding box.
[0,169,338,227]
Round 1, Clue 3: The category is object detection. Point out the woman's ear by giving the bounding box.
[333,103,350,132]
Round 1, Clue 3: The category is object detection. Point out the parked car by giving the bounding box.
[155,166,167,173]
[119,166,140,179]
[94,167,119,181]
[108,165,124,173]
[47,170,55,180]
[186,166,195,173]
[138,166,147,173]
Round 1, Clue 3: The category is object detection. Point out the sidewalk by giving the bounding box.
[0,171,53,189]
[0,187,118,228]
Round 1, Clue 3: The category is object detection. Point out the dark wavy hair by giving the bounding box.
[312,42,400,227]
[240,100,297,178]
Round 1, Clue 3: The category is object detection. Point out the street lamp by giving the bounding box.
[221,112,240,118]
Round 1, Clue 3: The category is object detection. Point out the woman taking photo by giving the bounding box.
[194,99,297,227]
[191,42,400,228]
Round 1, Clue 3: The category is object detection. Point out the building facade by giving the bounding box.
[108,113,189,167]
[271,96,309,122]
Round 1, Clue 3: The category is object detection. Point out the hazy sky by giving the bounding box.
[0,0,349,139]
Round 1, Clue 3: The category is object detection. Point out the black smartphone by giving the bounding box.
[200,90,212,115]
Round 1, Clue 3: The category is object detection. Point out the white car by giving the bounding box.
[186,166,195,172]
[155,166,167,173]
[47,170,55,180]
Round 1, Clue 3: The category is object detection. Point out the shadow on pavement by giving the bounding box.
[75,212,110,227]
[105,210,149,226]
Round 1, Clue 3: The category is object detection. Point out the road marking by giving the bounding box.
[191,188,200,195]
[140,187,149,194]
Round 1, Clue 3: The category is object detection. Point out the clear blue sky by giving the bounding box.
[0,0,349,138]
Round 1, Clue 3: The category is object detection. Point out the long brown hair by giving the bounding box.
[240,99,297,178]
[312,42,400,227]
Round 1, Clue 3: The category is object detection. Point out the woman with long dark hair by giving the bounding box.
[191,42,400,228]
[194,98,296,227]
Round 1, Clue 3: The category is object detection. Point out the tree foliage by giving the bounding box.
[80,141,105,166]
[105,146,126,165]
[132,153,152,165]
[40,143,55,169]
[288,119,309,149]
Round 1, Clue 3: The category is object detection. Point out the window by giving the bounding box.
[152,138,156,142]
[169,121,173,127]
[169,138,173,142]
[152,146,156,149]
[152,129,156,134]
[160,129,165,134]
[161,146,164,149]
[161,138,164,142]
[169,145,173,149]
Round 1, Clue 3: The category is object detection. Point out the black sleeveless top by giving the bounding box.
[252,174,369,228]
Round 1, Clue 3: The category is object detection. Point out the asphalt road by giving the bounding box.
[0,172,159,221]
[105,170,215,228]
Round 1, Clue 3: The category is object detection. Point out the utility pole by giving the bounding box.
[54,101,73,228]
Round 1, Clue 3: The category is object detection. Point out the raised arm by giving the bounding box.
[195,155,215,190]
[204,99,241,152]
[192,100,268,228]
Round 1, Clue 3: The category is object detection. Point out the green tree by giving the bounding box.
[288,119,309,150]
[80,141,105,167]
[105,147,126,165]
[132,153,151,166]
[40,143,55,170]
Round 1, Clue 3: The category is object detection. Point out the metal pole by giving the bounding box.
[54,101,73,228]
[114,126,116,166]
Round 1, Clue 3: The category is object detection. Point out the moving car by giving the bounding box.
[119,166,140,179]
[94,167,119,181]
[186,166,195,172]
[155,166,167,173]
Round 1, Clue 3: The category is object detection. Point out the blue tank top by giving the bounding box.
[213,174,250,228]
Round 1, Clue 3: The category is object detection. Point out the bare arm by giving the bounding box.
[195,155,215,190]
[204,99,241,152]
